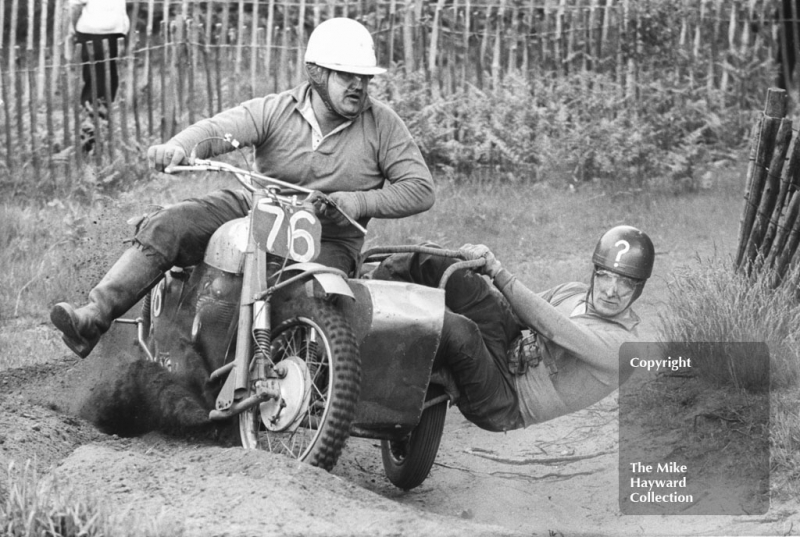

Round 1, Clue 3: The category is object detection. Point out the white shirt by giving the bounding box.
[70,0,130,35]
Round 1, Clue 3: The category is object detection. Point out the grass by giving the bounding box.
[659,257,800,391]
[0,461,185,537]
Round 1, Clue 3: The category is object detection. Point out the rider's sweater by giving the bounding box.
[167,82,434,252]
[495,274,640,426]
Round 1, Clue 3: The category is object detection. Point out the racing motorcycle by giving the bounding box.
[116,157,484,488]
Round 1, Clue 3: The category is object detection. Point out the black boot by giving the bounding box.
[50,247,165,358]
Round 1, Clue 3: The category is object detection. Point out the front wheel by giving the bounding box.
[239,298,360,471]
[381,392,448,490]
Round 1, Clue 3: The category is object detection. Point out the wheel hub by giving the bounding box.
[259,356,311,432]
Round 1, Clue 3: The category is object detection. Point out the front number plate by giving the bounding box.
[252,200,321,263]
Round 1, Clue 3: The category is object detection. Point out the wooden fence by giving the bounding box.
[0,0,793,191]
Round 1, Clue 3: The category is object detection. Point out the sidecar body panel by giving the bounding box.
[341,279,445,439]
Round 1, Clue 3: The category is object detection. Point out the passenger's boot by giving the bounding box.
[50,247,165,358]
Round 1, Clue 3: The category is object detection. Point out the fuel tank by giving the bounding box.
[340,279,445,439]
[204,217,250,274]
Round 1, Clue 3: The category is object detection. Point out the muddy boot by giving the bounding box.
[50,247,165,358]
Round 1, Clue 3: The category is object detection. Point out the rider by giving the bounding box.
[373,225,654,432]
[50,17,434,359]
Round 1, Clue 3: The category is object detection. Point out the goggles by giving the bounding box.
[593,269,641,296]
[331,70,373,86]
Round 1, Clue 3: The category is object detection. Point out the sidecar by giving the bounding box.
[338,246,477,490]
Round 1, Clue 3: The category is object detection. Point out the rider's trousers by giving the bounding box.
[131,188,359,275]
[374,251,526,432]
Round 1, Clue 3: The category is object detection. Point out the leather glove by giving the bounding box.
[459,243,503,278]
[309,191,363,227]
[147,144,187,173]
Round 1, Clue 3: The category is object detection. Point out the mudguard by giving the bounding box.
[281,262,354,299]
[340,279,445,439]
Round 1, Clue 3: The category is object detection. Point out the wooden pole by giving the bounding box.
[1,69,14,178]
[38,0,49,101]
[102,40,117,162]
[492,0,505,90]
[9,0,19,94]
[735,88,788,270]
[160,20,168,139]
[744,117,793,268]
[388,0,396,66]
[188,18,198,123]
[296,0,307,86]
[202,26,215,116]
[215,24,224,112]
[25,50,42,186]
[13,46,24,160]
[773,192,800,282]
[266,0,275,93]
[117,36,131,165]
[509,3,520,75]
[250,0,260,99]
[463,0,471,89]
[403,0,414,75]
[127,0,141,136]
[145,0,155,136]
[234,0,245,103]
[764,133,800,268]
[555,0,565,76]
[73,43,84,170]
[44,43,56,184]
[429,0,445,98]
[478,5,490,89]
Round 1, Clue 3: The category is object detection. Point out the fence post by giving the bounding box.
[73,43,84,171]
[145,0,155,136]
[1,69,14,179]
[429,0,446,98]
[764,133,800,264]
[744,117,793,269]
[403,0,415,75]
[735,88,788,271]
[117,36,131,164]
[8,0,19,94]
[25,50,42,187]
[250,0,260,99]
[265,0,275,94]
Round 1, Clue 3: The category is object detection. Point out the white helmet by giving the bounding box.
[305,18,386,76]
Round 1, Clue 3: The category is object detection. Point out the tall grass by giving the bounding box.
[659,256,800,391]
[0,461,183,537]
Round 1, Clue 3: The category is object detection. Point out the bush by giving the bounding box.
[658,255,800,392]
[372,67,756,189]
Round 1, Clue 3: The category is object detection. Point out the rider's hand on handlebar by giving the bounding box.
[309,191,362,227]
[147,144,188,173]
[460,243,503,278]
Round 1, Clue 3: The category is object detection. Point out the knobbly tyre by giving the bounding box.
[116,160,484,488]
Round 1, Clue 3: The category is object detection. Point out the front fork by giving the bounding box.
[209,231,283,420]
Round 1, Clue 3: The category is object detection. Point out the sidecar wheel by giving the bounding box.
[239,298,360,471]
[381,392,447,490]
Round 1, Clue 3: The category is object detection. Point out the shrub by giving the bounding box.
[658,255,800,392]
[372,67,755,189]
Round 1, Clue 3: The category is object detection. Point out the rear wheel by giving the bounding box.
[381,390,448,490]
[239,298,360,471]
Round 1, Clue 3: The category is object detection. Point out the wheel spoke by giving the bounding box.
[238,306,358,471]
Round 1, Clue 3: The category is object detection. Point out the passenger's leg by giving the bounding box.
[435,311,523,432]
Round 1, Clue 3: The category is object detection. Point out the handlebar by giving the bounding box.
[169,159,367,234]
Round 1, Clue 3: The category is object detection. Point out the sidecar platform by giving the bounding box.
[340,279,445,440]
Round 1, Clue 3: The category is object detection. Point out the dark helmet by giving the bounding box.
[592,225,654,281]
